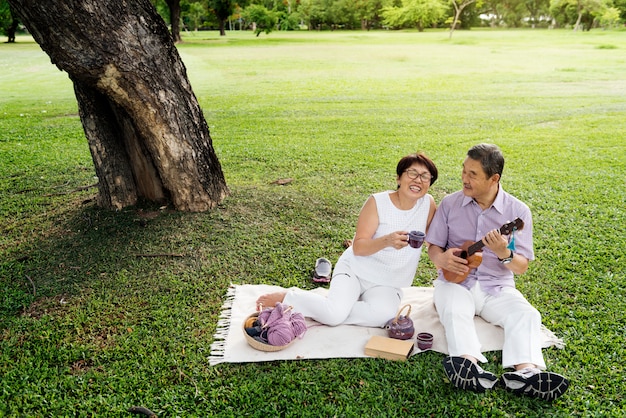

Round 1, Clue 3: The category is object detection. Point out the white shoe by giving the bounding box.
[312,258,332,283]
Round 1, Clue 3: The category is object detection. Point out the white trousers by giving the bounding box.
[283,272,401,327]
[433,280,546,369]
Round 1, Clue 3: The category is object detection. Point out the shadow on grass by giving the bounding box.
[1,184,358,326]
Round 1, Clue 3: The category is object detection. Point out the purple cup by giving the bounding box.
[417,332,433,351]
[408,231,425,248]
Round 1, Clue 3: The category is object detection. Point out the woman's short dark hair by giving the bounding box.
[396,152,438,185]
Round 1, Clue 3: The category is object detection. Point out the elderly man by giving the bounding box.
[426,143,569,401]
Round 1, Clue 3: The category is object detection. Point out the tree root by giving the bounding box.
[44,182,99,196]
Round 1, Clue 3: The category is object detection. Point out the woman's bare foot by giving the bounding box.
[256,292,286,310]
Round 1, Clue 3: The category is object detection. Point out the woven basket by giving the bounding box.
[242,313,296,352]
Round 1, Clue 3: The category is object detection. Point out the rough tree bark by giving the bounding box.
[8,0,229,211]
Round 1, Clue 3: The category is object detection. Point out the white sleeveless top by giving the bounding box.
[343,191,431,288]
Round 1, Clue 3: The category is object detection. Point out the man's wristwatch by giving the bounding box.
[498,250,514,264]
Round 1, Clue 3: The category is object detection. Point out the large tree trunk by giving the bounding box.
[8,0,229,211]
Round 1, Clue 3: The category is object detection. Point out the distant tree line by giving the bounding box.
[1,0,625,42]
[149,0,625,36]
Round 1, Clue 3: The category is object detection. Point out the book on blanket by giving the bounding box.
[364,335,415,361]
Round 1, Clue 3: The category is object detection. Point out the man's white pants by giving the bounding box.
[433,279,546,369]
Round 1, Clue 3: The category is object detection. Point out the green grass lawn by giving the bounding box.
[1,28,625,416]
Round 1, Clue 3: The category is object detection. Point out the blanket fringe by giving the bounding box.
[540,324,565,349]
[209,284,237,365]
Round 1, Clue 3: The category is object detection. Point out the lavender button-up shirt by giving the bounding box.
[426,187,534,295]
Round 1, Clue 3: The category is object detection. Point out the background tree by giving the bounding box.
[524,0,551,27]
[550,0,611,29]
[477,0,505,26]
[614,0,626,19]
[166,0,183,41]
[7,0,229,211]
[328,0,360,29]
[187,1,209,30]
[299,0,334,29]
[251,0,302,30]
[382,0,447,31]
[499,0,530,27]
[0,0,18,42]
[210,0,241,35]
[448,0,481,36]
[242,3,278,34]
[598,5,621,26]
[153,0,183,41]
[478,0,551,27]
[354,0,385,29]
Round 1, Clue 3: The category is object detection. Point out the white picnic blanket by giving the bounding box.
[208,284,564,365]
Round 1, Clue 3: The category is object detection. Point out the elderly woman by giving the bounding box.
[256,152,438,327]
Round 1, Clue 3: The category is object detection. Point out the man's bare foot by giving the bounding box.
[256,292,286,310]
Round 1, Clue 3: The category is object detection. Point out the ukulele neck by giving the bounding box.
[466,240,485,257]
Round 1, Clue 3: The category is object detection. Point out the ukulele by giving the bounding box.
[442,218,524,283]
